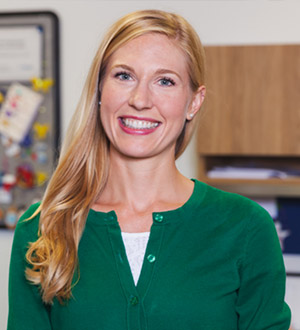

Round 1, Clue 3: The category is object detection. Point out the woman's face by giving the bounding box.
[100,33,204,160]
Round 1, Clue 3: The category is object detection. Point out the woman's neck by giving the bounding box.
[97,151,193,213]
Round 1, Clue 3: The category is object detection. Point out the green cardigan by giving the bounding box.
[7,180,291,329]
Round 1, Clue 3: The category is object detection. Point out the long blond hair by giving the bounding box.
[25,9,206,304]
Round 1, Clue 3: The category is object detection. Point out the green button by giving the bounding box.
[129,295,139,306]
[154,214,163,222]
[147,254,156,263]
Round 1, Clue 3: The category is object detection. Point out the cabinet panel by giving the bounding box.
[198,45,300,155]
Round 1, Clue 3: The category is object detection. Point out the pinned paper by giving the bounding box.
[1,135,12,148]
[31,77,54,93]
[0,83,43,143]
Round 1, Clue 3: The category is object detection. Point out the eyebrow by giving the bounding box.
[111,64,182,80]
[111,64,133,72]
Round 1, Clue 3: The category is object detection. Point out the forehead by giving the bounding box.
[107,33,189,74]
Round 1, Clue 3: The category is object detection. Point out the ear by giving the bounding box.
[186,85,206,121]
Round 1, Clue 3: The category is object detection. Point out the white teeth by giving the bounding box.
[122,118,159,129]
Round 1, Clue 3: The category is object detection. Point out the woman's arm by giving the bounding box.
[7,204,52,330]
[236,206,291,329]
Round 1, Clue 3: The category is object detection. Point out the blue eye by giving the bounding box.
[159,77,175,86]
[115,72,131,80]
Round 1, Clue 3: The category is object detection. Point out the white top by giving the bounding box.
[121,232,150,286]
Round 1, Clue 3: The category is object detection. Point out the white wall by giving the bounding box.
[1,1,300,329]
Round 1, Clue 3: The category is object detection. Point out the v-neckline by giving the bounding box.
[87,179,206,299]
[105,213,165,299]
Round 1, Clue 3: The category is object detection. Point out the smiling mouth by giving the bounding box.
[120,117,160,130]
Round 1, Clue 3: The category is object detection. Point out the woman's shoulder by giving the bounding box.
[192,181,280,258]
[194,179,273,227]
[13,202,41,244]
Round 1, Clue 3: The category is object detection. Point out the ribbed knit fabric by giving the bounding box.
[7,180,291,330]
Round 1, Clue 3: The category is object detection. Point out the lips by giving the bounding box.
[118,116,161,135]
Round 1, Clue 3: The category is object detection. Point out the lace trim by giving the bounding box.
[121,232,150,285]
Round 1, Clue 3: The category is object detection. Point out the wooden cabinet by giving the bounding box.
[197,45,300,197]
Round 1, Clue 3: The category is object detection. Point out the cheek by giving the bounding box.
[101,77,130,101]
[101,89,115,112]
[159,94,189,120]
[100,108,116,136]
[99,102,115,138]
[100,88,128,122]
[100,89,121,123]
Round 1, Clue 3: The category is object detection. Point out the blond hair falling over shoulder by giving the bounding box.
[25,9,206,304]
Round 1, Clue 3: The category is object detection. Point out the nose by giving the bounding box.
[128,81,153,110]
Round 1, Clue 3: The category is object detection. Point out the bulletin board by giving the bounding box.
[0,11,60,229]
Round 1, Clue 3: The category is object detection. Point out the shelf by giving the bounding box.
[200,177,300,197]
[197,155,300,197]
[196,44,300,198]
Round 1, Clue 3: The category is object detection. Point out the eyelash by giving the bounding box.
[115,71,132,80]
[114,71,176,86]
[159,77,176,86]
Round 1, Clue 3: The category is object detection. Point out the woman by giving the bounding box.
[7,9,291,330]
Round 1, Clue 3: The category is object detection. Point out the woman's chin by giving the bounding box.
[109,144,173,161]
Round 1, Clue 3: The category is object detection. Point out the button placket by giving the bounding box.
[136,220,165,296]
[143,213,162,266]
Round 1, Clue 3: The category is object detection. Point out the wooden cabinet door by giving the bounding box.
[198,45,300,156]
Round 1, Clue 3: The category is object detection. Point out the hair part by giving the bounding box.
[25,9,206,304]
